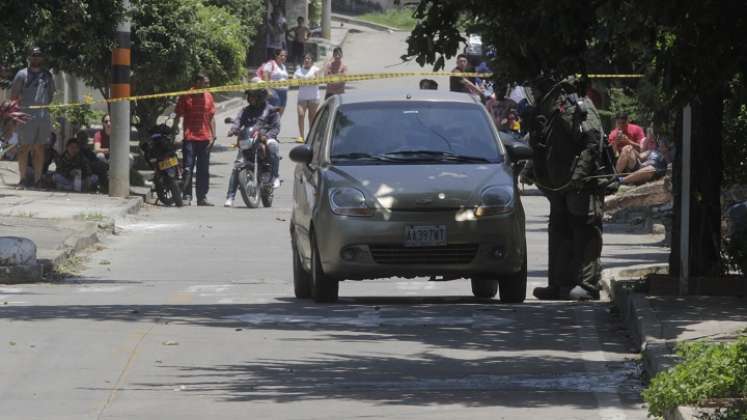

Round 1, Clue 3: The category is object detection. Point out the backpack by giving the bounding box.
[255,60,276,80]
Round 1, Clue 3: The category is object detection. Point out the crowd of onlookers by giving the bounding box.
[418,49,673,191]
[0,48,110,193]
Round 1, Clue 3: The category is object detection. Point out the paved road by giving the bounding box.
[0,29,666,419]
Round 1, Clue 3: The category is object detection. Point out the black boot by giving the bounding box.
[532,286,571,300]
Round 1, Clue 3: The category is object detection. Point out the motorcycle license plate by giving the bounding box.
[239,139,254,150]
[404,225,447,247]
[158,157,178,170]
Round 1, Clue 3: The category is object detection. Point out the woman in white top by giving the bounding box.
[262,48,289,116]
[293,53,321,143]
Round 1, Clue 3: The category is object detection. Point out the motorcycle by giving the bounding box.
[140,123,184,207]
[225,117,274,208]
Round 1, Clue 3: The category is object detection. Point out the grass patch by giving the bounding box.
[643,337,747,418]
[357,9,418,30]
[53,255,86,278]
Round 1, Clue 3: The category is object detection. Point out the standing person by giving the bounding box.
[93,114,111,161]
[173,74,216,207]
[266,10,287,60]
[10,47,56,189]
[294,54,321,143]
[261,49,289,116]
[522,77,606,301]
[449,54,475,94]
[324,47,348,100]
[289,17,310,66]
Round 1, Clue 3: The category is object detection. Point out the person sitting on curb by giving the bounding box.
[618,137,670,186]
[53,138,98,192]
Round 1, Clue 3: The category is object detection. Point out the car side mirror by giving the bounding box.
[505,141,533,161]
[290,144,313,165]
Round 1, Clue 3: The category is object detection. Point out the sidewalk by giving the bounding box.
[0,162,142,284]
[603,266,747,419]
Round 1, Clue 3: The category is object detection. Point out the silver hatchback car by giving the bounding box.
[289,90,532,303]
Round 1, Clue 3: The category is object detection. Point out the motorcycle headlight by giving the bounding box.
[474,186,514,217]
[329,188,373,217]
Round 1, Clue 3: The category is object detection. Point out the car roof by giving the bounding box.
[335,89,482,106]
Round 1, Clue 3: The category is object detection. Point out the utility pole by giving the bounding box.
[679,105,692,295]
[322,0,331,40]
[109,0,131,198]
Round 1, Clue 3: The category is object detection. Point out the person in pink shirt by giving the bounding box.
[609,112,647,174]
[608,112,645,154]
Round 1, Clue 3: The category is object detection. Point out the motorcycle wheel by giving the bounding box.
[260,172,274,208]
[238,168,261,208]
[168,177,184,208]
[155,175,183,207]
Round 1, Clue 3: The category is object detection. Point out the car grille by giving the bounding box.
[369,244,479,265]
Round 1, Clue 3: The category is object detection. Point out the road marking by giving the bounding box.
[395,281,436,291]
[118,222,184,232]
[574,304,633,420]
[186,284,232,295]
[226,310,513,328]
[0,287,23,293]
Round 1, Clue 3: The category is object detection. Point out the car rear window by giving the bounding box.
[330,101,504,164]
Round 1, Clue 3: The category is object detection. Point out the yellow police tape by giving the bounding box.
[29,71,644,110]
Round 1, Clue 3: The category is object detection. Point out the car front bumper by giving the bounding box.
[314,208,525,281]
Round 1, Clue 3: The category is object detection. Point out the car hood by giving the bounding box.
[327,164,513,210]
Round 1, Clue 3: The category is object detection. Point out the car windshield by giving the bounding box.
[330,102,504,164]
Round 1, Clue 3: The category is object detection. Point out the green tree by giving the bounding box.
[0,0,124,85]
[129,0,252,133]
[404,0,747,284]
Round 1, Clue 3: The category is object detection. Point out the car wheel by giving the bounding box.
[470,277,499,299]
[311,232,339,303]
[498,247,527,303]
[292,236,312,299]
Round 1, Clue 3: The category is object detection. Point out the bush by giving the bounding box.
[642,337,747,418]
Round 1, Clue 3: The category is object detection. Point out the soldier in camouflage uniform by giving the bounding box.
[521,77,606,300]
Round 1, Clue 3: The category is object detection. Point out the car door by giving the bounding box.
[294,103,332,263]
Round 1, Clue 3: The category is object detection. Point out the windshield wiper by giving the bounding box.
[384,150,491,163]
[331,152,395,162]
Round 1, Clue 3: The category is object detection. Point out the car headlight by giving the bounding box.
[474,186,514,217]
[329,188,373,217]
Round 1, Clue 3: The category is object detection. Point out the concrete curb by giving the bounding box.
[332,13,402,32]
[603,263,704,420]
[42,222,101,276]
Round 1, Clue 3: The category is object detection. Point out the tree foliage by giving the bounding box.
[0,0,124,84]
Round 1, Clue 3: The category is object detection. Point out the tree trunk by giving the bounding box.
[669,90,724,292]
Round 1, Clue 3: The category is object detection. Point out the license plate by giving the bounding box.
[158,157,178,170]
[404,225,447,247]
[239,139,254,150]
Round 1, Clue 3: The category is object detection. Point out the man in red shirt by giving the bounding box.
[174,74,216,206]
[608,112,646,175]
[608,112,645,154]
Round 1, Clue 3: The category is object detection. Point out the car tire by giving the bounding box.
[311,232,339,303]
[470,278,499,299]
[292,237,312,299]
[498,246,527,303]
